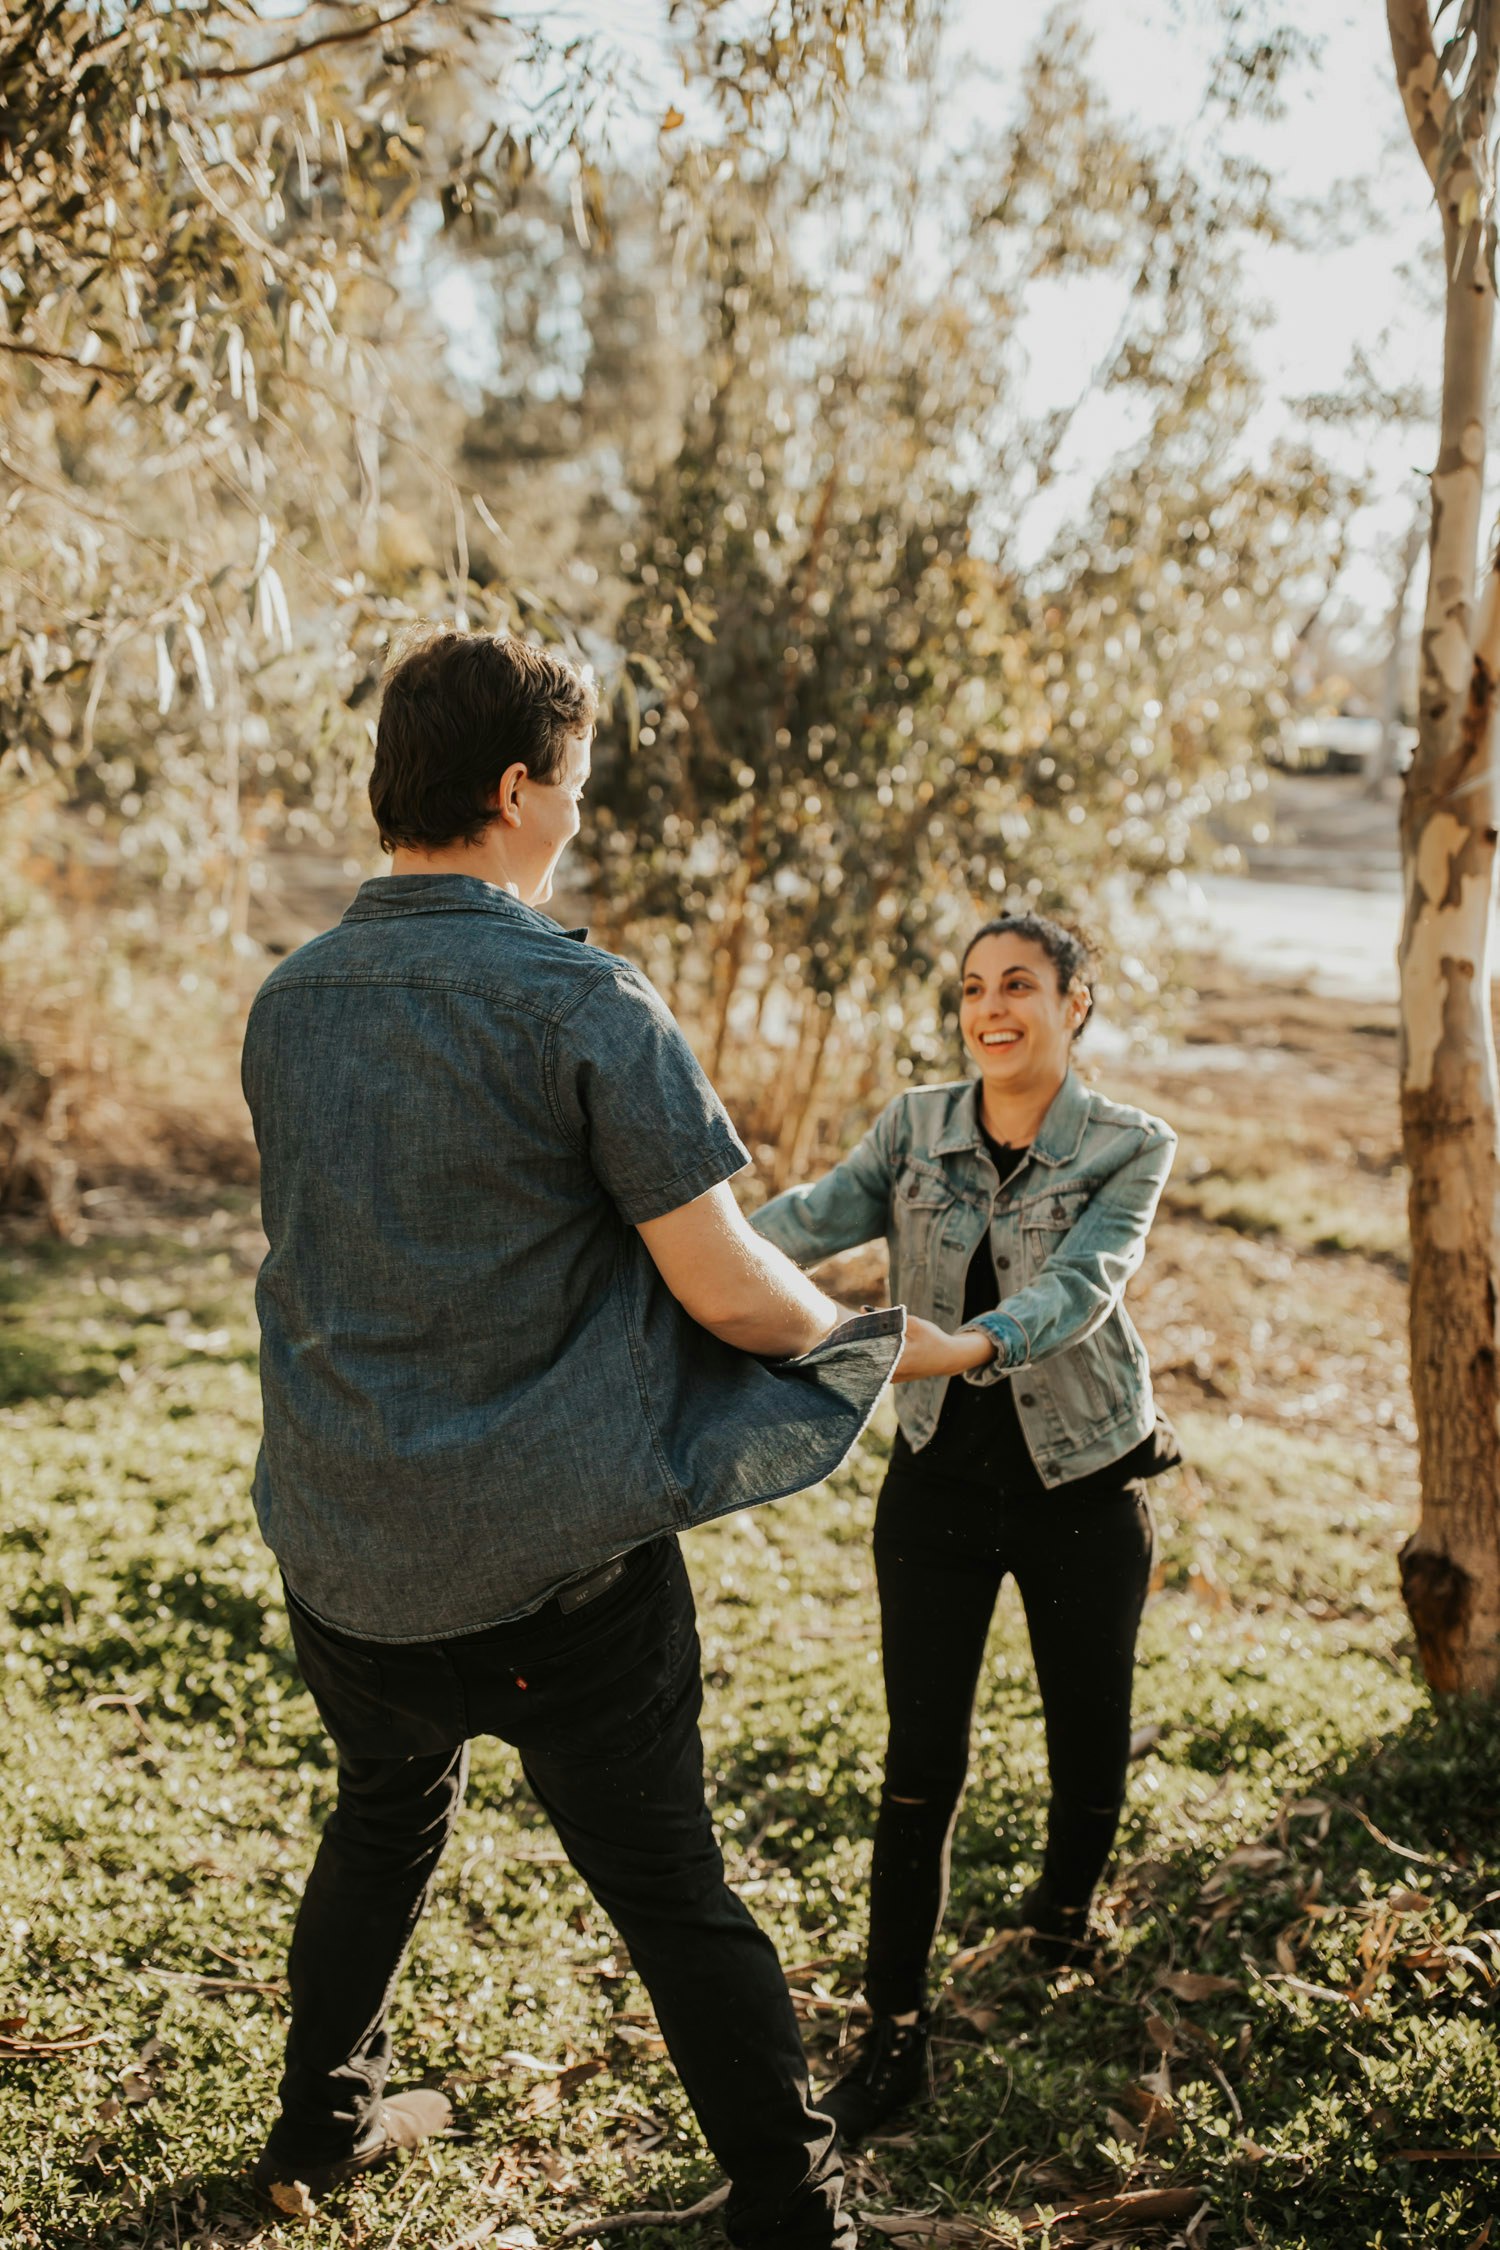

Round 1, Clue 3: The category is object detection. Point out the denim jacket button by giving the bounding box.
[996,1254,1011,1270]
[1019,1392,1036,1407]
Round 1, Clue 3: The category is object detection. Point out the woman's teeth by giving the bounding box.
[979,1031,1020,1047]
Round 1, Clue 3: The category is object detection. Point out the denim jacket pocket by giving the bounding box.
[1019,1182,1092,1278]
[893,1157,951,1273]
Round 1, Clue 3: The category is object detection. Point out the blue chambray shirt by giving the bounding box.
[242,875,902,1642]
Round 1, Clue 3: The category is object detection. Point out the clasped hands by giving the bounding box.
[891,1314,996,1385]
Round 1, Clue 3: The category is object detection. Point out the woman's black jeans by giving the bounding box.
[865,1440,1155,2015]
[273,1537,852,2250]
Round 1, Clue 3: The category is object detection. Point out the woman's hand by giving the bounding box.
[891,1315,996,1384]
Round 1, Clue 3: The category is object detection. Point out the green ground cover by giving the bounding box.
[1,1211,1497,2250]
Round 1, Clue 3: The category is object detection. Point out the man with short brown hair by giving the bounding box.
[242,628,926,2244]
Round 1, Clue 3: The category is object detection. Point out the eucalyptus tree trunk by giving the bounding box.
[1365,501,1425,799]
[1389,0,1500,1694]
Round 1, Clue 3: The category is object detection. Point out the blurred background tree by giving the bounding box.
[1,0,1352,1219]
[580,19,1349,1180]
[0,0,914,1212]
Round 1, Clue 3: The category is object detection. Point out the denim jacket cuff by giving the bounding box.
[960,1307,1030,1382]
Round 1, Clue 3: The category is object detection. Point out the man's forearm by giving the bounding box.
[637,1182,843,1357]
[697,1250,842,1358]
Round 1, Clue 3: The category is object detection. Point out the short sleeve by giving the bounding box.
[554,961,749,1224]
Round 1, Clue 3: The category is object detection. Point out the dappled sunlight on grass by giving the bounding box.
[1,1174,1496,2245]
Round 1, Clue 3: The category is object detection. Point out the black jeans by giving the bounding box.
[275,1537,852,2250]
[865,1439,1155,2014]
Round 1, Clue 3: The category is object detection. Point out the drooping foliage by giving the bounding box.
[1,2,1349,1210]
[564,25,1349,1169]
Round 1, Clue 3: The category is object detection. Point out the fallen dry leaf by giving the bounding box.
[268,2178,318,2221]
[1114,2068,1178,2145]
[948,1999,1000,2033]
[946,1929,1026,1978]
[519,2056,605,2120]
[1158,1972,1241,2002]
[1008,2185,1208,2233]
[1199,1846,1285,1900]
[1105,2105,1142,2149]
[1062,2187,1206,2225]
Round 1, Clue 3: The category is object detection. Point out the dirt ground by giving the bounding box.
[1120,965,1409,1459]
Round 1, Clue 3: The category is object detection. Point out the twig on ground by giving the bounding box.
[1394,2147,1500,2161]
[1328,1794,1451,1870]
[143,1968,286,1995]
[553,2184,730,2240]
[1200,2050,1244,2126]
[861,2218,999,2245]
[384,2172,431,2249]
[0,2026,109,2057]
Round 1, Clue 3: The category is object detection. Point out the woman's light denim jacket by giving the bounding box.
[753,1070,1175,1486]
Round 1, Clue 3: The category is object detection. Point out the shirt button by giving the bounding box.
[1019,1392,1036,1407]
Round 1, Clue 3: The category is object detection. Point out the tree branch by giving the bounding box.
[190,0,436,82]
[1387,0,1450,188]
[0,337,128,379]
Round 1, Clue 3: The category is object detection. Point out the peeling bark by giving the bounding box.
[1389,0,1500,1696]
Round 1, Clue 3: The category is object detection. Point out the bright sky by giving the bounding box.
[958,1,1436,623]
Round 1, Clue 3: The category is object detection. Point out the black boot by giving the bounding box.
[1014,1881,1095,1969]
[816,2009,930,2145]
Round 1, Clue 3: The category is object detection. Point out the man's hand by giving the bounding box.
[638,1184,842,1359]
[891,1316,995,1384]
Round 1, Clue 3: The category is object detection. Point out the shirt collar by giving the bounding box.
[341,874,588,943]
[933,1068,1088,1166]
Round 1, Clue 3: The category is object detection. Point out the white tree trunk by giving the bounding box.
[1389,0,1500,1694]
[1366,501,1424,798]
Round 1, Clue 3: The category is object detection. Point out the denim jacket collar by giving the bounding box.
[342,873,588,942]
[931,1068,1090,1167]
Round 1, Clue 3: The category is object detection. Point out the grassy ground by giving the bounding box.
[2,975,1498,2250]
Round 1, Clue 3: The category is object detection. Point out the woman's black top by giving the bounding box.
[919,1123,1180,1495]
